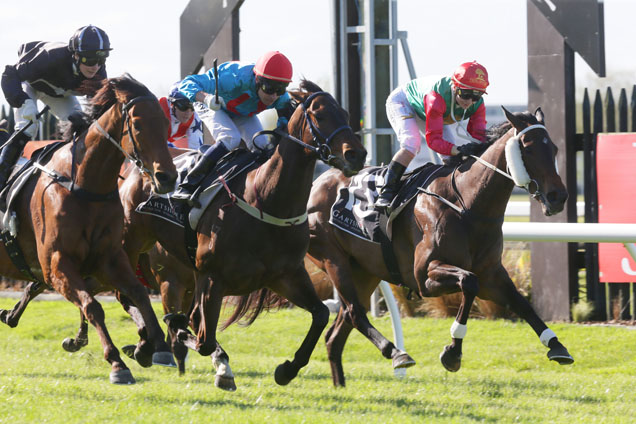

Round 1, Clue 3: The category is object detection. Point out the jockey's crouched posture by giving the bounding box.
[0,25,111,188]
[375,61,490,212]
[171,51,294,203]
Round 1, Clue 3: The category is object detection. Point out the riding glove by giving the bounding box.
[456,142,486,157]
[20,98,38,123]
[204,93,225,111]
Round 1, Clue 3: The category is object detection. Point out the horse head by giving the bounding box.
[502,106,568,216]
[287,80,366,176]
[90,74,177,194]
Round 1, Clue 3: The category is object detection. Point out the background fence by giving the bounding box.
[579,84,636,320]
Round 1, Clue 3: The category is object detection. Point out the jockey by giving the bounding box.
[0,25,111,188]
[159,83,203,150]
[172,50,293,201]
[375,61,490,212]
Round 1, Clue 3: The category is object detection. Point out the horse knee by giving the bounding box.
[460,273,479,297]
[83,299,105,324]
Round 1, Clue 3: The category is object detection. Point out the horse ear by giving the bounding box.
[501,105,525,132]
[534,107,545,124]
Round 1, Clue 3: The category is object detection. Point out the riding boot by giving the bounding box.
[0,132,31,189]
[172,142,229,201]
[375,160,406,213]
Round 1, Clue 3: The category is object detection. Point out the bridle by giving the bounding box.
[468,124,550,202]
[92,94,157,179]
[255,91,354,164]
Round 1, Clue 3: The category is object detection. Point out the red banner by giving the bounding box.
[596,133,636,282]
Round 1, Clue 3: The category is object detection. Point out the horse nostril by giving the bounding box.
[546,189,568,205]
[344,148,367,170]
[344,149,356,164]
[155,171,177,188]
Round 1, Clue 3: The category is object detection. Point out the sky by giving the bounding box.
[1,0,635,114]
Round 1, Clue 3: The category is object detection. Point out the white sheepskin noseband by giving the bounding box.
[504,124,546,187]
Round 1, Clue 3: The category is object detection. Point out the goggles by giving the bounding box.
[80,55,107,67]
[172,99,193,111]
[456,88,484,102]
[260,80,288,96]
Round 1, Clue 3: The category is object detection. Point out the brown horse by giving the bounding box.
[306,107,574,387]
[118,80,366,389]
[0,75,177,384]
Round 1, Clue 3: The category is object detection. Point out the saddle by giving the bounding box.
[329,163,446,285]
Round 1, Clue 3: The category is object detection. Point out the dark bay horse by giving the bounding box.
[306,107,574,387]
[0,75,177,384]
[118,80,366,389]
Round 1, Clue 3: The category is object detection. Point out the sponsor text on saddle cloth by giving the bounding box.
[136,146,272,229]
[329,163,445,242]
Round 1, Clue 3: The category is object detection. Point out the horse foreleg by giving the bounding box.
[483,266,574,365]
[269,266,330,386]
[190,273,223,358]
[324,306,355,387]
[211,343,236,391]
[48,254,134,384]
[0,281,45,328]
[62,311,89,352]
[421,260,479,372]
[324,260,415,371]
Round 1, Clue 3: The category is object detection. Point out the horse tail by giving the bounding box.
[220,288,287,330]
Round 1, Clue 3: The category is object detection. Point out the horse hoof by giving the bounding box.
[547,346,574,365]
[392,351,416,369]
[62,337,88,352]
[121,344,136,359]
[439,345,462,372]
[110,369,136,385]
[152,351,177,367]
[274,360,297,386]
[215,375,237,391]
[134,346,154,368]
[0,309,14,327]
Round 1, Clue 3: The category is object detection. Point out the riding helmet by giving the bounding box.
[452,61,489,93]
[253,51,293,83]
[68,25,112,58]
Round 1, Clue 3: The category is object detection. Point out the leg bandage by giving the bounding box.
[450,321,467,339]
[539,328,556,347]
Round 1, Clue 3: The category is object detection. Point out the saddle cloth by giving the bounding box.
[329,163,445,242]
[136,146,272,230]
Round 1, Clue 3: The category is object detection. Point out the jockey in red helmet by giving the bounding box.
[0,24,111,189]
[173,51,294,203]
[375,61,490,213]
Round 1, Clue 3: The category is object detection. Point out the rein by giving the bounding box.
[255,91,353,164]
[34,94,158,201]
[216,91,352,227]
[419,123,548,219]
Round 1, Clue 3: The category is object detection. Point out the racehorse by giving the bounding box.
[118,80,366,389]
[305,107,574,387]
[0,75,177,384]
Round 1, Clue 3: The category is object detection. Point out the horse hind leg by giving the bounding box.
[422,261,479,373]
[163,312,191,375]
[0,281,45,328]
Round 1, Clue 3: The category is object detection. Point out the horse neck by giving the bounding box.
[249,131,316,218]
[457,132,516,218]
[73,105,125,193]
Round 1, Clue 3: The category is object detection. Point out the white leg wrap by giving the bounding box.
[539,328,557,347]
[450,321,467,339]
[213,357,234,378]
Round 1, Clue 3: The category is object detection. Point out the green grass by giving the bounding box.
[0,298,635,423]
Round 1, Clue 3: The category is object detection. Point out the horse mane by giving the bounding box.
[486,110,540,143]
[59,74,154,142]
[87,73,153,120]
